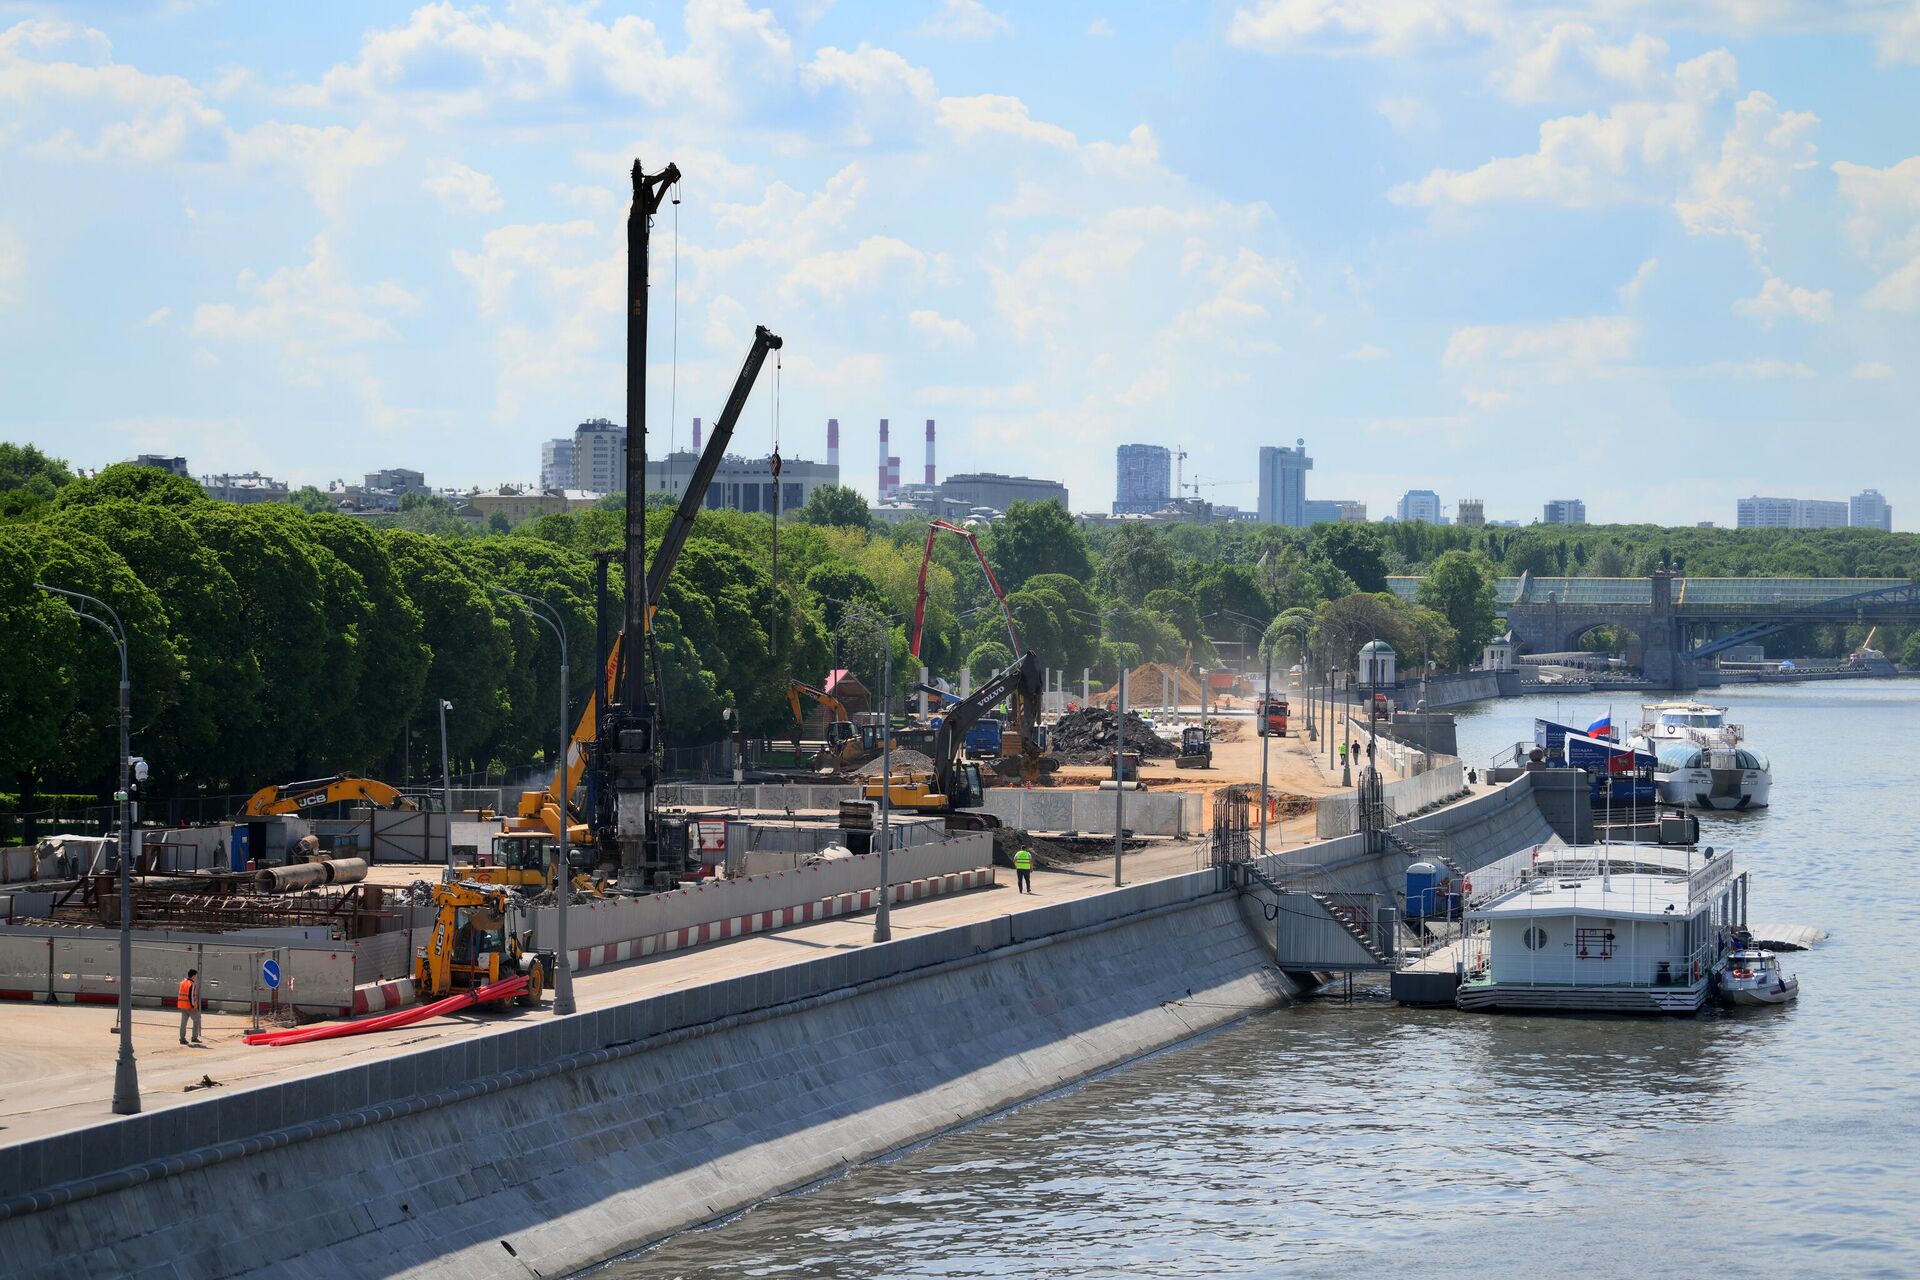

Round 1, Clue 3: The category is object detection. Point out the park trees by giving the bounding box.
[796,483,871,533]
[1415,550,1499,668]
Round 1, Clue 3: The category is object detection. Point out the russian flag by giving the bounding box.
[1586,714,1612,738]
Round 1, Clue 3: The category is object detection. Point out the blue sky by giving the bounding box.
[2,1,1917,526]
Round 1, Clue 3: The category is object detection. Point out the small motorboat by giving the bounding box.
[1717,948,1799,1006]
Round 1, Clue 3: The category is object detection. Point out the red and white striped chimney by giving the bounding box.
[691,417,702,451]
[924,419,936,487]
[878,418,890,499]
[827,417,839,469]
[888,457,900,494]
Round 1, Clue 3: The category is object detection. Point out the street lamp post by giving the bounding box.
[437,699,454,876]
[1113,665,1126,886]
[875,644,893,943]
[1259,649,1273,857]
[37,584,141,1115]
[494,589,575,1017]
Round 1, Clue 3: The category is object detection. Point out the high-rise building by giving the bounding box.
[1113,444,1172,515]
[539,438,575,490]
[572,418,626,494]
[1396,489,1441,524]
[1851,489,1894,531]
[1303,499,1367,524]
[1542,498,1587,525]
[1738,496,1848,529]
[1256,439,1312,526]
[1457,498,1486,527]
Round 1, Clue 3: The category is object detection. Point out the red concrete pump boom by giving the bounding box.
[910,519,1021,660]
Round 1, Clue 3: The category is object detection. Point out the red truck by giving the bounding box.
[1256,696,1289,737]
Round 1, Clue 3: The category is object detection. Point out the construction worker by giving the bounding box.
[178,967,203,1045]
[1013,847,1034,895]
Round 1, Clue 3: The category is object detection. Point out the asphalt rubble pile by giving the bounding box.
[1048,707,1179,764]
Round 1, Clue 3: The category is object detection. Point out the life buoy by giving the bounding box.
[1461,876,1474,897]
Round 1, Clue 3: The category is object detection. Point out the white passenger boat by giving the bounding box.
[1716,948,1799,1006]
[1634,701,1771,810]
[1455,845,1748,1015]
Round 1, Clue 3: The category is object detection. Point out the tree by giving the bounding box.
[1096,522,1177,600]
[1310,523,1390,593]
[1260,607,1317,668]
[1194,564,1273,651]
[795,484,871,533]
[56,461,206,510]
[966,640,1014,681]
[803,562,889,635]
[1415,550,1498,667]
[989,500,1092,590]
[1144,588,1217,664]
[383,530,514,775]
[0,443,74,519]
[1311,593,1454,675]
[1903,631,1920,669]
[286,486,335,514]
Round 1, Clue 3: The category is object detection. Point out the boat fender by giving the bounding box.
[1692,961,1701,982]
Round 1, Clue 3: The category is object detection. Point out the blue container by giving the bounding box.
[230,826,251,872]
[1406,860,1442,918]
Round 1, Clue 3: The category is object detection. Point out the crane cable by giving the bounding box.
[769,343,783,656]
[668,184,680,479]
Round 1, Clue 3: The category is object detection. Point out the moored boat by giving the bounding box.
[1634,701,1771,810]
[1716,948,1799,1006]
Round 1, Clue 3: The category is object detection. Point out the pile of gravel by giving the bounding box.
[1048,707,1179,764]
[853,748,935,777]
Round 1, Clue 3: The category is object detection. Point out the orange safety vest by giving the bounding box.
[178,977,195,1009]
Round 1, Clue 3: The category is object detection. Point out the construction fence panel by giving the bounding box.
[0,927,360,1012]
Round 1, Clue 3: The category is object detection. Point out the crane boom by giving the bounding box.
[909,518,1020,660]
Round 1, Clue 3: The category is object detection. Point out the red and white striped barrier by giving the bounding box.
[567,868,993,974]
[352,977,415,1015]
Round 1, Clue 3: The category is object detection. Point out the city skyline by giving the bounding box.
[4,4,1919,527]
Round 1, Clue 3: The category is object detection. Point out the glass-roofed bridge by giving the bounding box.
[1384,570,1920,688]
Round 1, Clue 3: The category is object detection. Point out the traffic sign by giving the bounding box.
[261,958,281,990]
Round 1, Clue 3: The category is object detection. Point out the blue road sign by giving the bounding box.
[261,958,281,990]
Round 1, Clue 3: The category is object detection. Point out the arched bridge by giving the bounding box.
[1387,571,1920,689]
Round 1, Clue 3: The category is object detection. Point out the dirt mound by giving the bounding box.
[991,827,1076,868]
[853,748,935,777]
[1048,706,1179,764]
[1092,662,1208,708]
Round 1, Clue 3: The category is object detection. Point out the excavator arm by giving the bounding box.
[242,774,418,817]
[928,651,1042,797]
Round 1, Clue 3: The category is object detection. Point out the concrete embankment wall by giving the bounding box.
[660,782,1203,837]
[0,870,1286,1280]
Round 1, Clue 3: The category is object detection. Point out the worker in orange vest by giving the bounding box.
[178,967,203,1045]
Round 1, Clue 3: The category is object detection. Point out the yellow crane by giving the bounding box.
[413,881,553,1006]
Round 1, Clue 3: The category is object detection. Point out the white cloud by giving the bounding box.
[1732,272,1832,324]
[1376,94,1437,133]
[1444,315,1638,372]
[1115,367,1170,406]
[1672,89,1819,249]
[137,305,170,329]
[1464,387,1511,408]
[908,308,976,349]
[938,94,1076,149]
[1347,342,1389,360]
[781,235,930,304]
[1226,0,1503,56]
[1495,24,1669,104]
[193,236,418,351]
[1618,256,1658,303]
[423,158,503,213]
[919,0,1010,40]
[1879,1,1920,64]
[1833,155,1920,311]
[1088,17,1116,37]
[804,42,935,104]
[1852,360,1895,379]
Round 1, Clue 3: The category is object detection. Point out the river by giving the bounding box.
[609,680,1920,1279]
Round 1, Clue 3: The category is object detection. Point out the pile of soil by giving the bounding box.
[1048,706,1179,764]
[1091,662,1208,708]
[853,748,935,777]
[990,827,1077,868]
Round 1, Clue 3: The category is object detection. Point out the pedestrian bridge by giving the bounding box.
[1385,571,1920,688]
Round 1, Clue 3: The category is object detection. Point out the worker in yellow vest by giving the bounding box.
[178,967,203,1045]
[1013,847,1033,895]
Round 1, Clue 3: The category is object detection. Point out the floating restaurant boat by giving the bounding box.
[1633,701,1771,810]
[1455,844,1748,1014]
[1716,948,1799,1006]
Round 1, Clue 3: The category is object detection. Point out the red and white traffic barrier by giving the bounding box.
[352,976,415,1015]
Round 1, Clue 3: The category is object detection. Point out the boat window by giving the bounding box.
[1523,926,1548,950]
[1655,743,1704,769]
[1736,749,1768,770]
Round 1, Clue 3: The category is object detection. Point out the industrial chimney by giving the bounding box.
[924,419,936,487]
[827,417,839,469]
[691,418,702,451]
[878,418,890,499]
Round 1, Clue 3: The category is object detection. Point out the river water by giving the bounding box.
[610,681,1920,1279]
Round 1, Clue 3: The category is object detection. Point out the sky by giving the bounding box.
[1,1,1917,528]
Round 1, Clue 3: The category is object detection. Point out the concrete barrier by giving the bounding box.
[0,928,359,1014]
[979,787,1201,836]
[1315,761,1467,837]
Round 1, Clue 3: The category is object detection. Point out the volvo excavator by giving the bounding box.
[241,774,418,817]
[861,650,1051,830]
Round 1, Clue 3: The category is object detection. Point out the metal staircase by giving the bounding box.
[1307,892,1391,965]
[1378,802,1465,878]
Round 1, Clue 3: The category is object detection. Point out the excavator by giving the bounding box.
[787,680,877,770]
[413,881,553,1007]
[862,650,1050,829]
[241,774,418,817]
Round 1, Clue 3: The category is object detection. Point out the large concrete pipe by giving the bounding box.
[320,857,368,886]
[255,861,328,893]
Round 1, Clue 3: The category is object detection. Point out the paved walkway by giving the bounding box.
[0,821,1316,1151]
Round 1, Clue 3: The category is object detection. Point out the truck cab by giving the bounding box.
[1257,696,1289,737]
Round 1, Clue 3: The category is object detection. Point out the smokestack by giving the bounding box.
[924,418,936,487]
[888,457,900,495]
[878,418,890,499]
[691,417,702,451]
[827,417,839,469]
